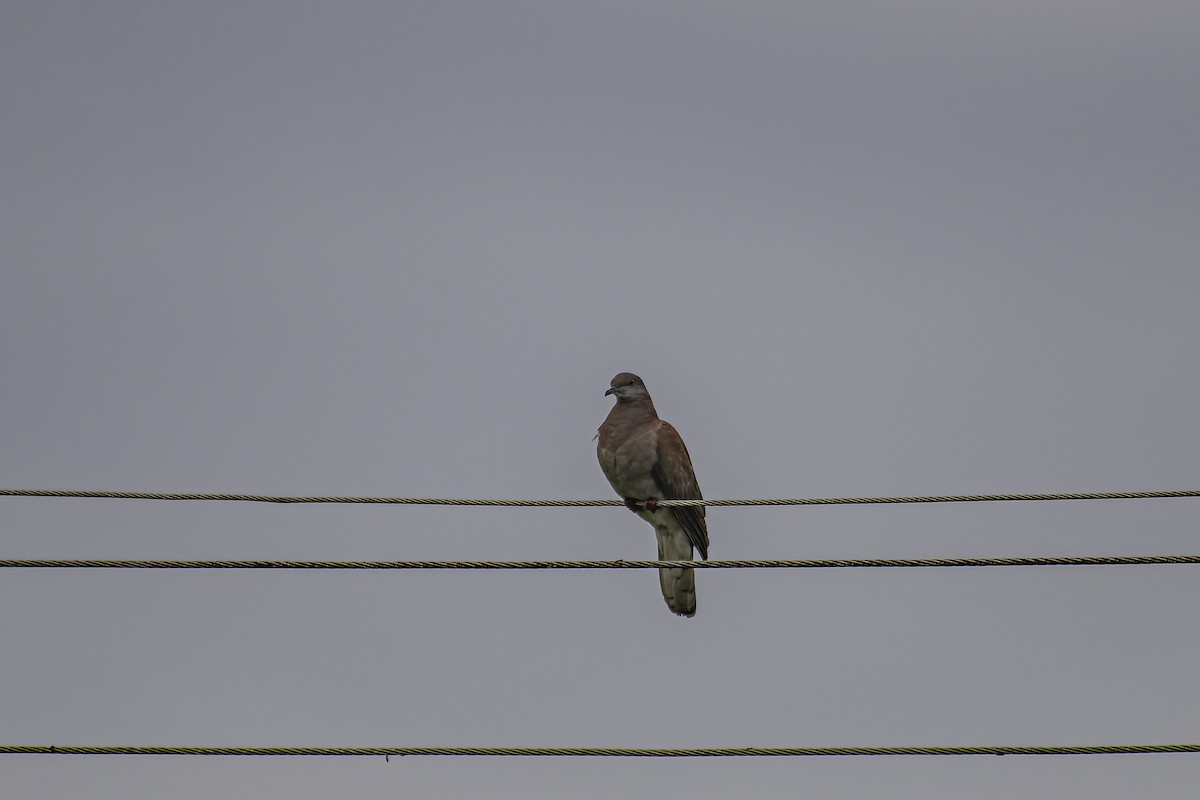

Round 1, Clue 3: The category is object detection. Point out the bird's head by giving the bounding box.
[605,372,650,401]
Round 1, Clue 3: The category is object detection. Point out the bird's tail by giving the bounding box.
[656,524,696,617]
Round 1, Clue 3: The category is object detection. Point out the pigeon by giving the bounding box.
[597,372,709,617]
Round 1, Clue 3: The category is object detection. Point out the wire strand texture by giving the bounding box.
[5,743,1200,757]
[3,556,1200,570]
[2,489,1199,506]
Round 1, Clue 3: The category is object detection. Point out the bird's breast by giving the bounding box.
[598,438,660,499]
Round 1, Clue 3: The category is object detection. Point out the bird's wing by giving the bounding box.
[651,420,709,559]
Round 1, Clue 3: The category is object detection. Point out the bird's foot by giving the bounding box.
[643,497,659,511]
[623,497,640,513]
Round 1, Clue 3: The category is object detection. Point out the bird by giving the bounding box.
[596,372,709,617]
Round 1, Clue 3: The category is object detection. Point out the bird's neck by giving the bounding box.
[616,395,658,421]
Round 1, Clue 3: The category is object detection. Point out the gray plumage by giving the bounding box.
[597,372,709,617]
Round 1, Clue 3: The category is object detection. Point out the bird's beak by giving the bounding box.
[604,387,616,396]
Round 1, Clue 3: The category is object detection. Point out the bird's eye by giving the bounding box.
[627,379,635,386]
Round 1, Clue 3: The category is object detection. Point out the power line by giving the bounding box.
[5,743,1200,757]
[2,488,1198,506]
[3,555,1199,570]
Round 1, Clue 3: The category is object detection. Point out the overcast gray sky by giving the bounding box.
[3,2,1199,797]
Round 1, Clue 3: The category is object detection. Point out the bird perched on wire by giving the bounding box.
[596,372,709,617]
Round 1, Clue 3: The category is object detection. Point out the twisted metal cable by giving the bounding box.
[3,556,1199,570]
[2,488,1198,506]
[5,743,1200,757]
